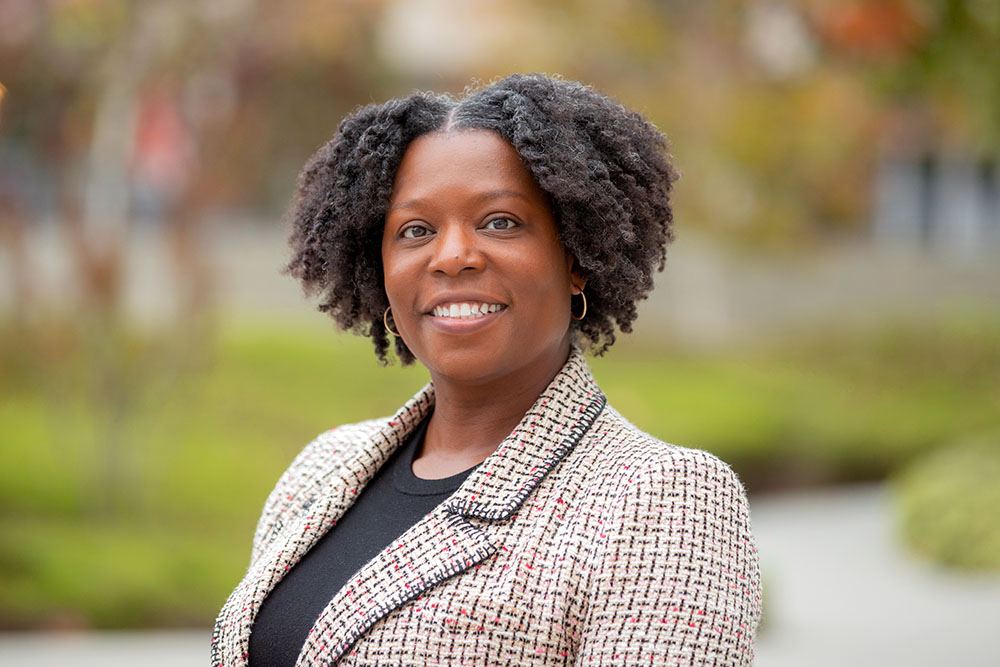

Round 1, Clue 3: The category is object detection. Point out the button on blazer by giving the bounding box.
[213,349,762,666]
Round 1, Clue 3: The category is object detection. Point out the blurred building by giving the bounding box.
[874,153,1000,255]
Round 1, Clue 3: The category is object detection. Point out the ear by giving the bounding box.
[567,255,587,295]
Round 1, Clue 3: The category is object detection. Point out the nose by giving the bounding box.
[428,224,485,275]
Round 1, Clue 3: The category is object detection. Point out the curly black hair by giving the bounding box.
[284,73,677,364]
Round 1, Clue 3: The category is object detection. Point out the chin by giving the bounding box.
[412,334,571,390]
[417,349,510,386]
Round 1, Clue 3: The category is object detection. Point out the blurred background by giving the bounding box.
[1,0,998,664]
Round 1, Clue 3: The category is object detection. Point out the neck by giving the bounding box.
[412,341,571,479]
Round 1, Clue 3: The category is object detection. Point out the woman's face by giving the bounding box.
[382,129,584,386]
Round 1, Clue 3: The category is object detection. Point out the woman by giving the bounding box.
[213,74,761,666]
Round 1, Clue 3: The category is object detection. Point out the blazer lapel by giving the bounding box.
[212,387,434,667]
[296,510,497,666]
[295,348,607,666]
[444,348,606,521]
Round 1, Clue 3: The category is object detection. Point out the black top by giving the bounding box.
[248,418,478,667]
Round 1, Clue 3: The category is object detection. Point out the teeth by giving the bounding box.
[432,302,504,319]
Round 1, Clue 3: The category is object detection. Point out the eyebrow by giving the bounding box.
[387,189,530,213]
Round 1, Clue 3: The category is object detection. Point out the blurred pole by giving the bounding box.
[82,34,138,268]
[0,201,31,324]
[69,2,181,517]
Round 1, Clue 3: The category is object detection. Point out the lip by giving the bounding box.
[426,306,505,334]
[423,292,508,314]
[422,292,508,334]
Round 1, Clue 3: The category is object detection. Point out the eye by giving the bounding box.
[401,224,432,239]
[483,217,518,231]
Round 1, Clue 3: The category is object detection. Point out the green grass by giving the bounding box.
[1,312,998,627]
[0,517,235,628]
[0,321,430,628]
[591,314,1000,486]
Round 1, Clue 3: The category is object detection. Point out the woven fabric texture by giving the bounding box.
[212,349,762,666]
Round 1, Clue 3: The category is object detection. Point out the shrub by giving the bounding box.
[894,434,1000,571]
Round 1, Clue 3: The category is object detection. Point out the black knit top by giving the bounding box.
[248,418,477,666]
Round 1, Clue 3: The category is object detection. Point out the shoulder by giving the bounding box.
[577,402,757,569]
[271,415,393,500]
[281,417,389,482]
[584,403,748,502]
[575,404,762,663]
[249,416,390,563]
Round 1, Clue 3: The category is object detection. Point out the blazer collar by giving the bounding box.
[442,347,606,520]
[341,346,606,522]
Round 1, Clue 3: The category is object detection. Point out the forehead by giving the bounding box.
[389,130,547,205]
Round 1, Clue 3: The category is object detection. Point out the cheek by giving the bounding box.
[381,249,411,301]
[380,231,405,292]
[382,255,428,320]
[383,274,409,310]
[382,262,400,297]
[527,259,574,323]
[540,250,575,299]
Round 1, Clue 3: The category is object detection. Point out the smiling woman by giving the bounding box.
[382,131,579,380]
[213,74,761,666]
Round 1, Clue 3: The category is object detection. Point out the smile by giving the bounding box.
[431,302,505,319]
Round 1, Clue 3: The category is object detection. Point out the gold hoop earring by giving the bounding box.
[571,291,587,321]
[383,306,400,337]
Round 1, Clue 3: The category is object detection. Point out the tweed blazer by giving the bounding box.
[212,350,761,666]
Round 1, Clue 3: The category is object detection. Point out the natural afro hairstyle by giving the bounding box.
[284,73,677,364]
